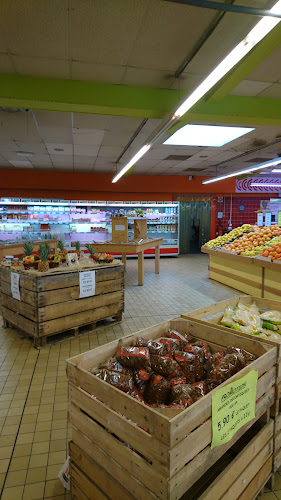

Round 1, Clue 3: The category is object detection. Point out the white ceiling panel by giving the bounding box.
[0,53,15,73]
[13,56,70,79]
[50,154,73,164]
[73,114,109,129]
[9,160,33,168]
[73,145,99,156]
[101,131,133,147]
[0,0,69,59]
[107,116,143,132]
[247,43,281,83]
[46,143,73,155]
[71,61,125,84]
[14,142,47,154]
[72,129,105,146]
[94,157,114,166]
[34,111,71,127]
[257,83,281,99]
[39,126,73,143]
[98,146,124,158]
[122,67,175,88]
[231,80,271,97]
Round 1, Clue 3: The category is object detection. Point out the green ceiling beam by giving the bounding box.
[0,74,185,119]
[207,23,281,103]
[167,95,281,134]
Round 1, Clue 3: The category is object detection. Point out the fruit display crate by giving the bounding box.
[0,262,124,348]
[182,295,281,471]
[66,317,277,500]
[0,238,58,261]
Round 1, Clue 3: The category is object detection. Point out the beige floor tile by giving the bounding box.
[49,440,67,453]
[5,469,27,487]
[26,466,47,484]
[33,431,51,443]
[1,485,24,500]
[48,451,66,466]
[44,478,65,497]
[0,446,13,459]
[22,481,45,500]
[46,464,61,481]
[16,432,34,445]
[0,458,10,474]
[29,452,48,468]
[32,441,50,455]
[9,455,30,471]
[13,443,32,458]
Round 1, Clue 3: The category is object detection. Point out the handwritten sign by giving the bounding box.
[11,272,21,301]
[211,370,258,449]
[264,212,272,227]
[257,213,263,226]
[79,271,95,298]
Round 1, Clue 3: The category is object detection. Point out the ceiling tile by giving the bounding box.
[9,160,33,168]
[0,0,69,59]
[107,116,143,132]
[101,131,132,147]
[98,146,123,158]
[122,67,174,88]
[231,80,271,97]
[72,129,105,146]
[46,143,73,155]
[39,126,72,143]
[256,83,281,99]
[71,61,125,84]
[14,141,47,154]
[34,111,71,127]
[73,114,109,129]
[50,154,73,164]
[247,43,281,83]
[0,53,15,73]
[73,145,99,156]
[13,56,70,79]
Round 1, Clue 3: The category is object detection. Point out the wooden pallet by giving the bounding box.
[0,263,124,348]
[66,318,277,500]
[182,295,281,473]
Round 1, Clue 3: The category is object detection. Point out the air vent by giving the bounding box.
[183,167,205,172]
[165,155,192,161]
[245,157,271,163]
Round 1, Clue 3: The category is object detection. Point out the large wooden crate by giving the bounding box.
[0,263,124,347]
[66,318,277,500]
[201,248,262,296]
[182,295,281,472]
[254,258,281,300]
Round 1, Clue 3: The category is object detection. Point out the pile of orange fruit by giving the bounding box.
[261,242,281,261]
[223,225,281,255]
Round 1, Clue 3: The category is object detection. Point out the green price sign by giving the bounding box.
[211,370,258,449]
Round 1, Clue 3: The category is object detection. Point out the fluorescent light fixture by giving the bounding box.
[251,182,281,187]
[17,151,34,157]
[272,169,281,172]
[112,0,281,183]
[174,1,281,118]
[112,145,151,183]
[164,124,254,147]
[202,158,281,184]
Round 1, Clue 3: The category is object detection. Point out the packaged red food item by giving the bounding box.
[206,350,225,372]
[226,346,256,364]
[132,386,145,403]
[159,338,180,358]
[170,377,186,387]
[183,346,205,380]
[150,355,181,378]
[117,346,150,369]
[94,357,131,374]
[134,368,152,394]
[167,329,192,349]
[94,369,134,394]
[193,341,212,359]
[209,352,246,383]
[170,384,194,407]
[174,352,196,384]
[144,375,171,405]
[135,337,165,356]
[191,381,207,400]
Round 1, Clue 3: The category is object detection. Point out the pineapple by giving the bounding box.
[58,240,67,258]
[23,241,33,257]
[38,243,51,272]
[85,243,94,259]
[75,241,81,257]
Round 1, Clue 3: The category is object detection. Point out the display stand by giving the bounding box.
[0,239,58,261]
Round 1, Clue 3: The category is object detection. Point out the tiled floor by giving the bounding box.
[0,254,277,499]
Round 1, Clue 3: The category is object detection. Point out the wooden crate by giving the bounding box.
[134,218,147,239]
[182,295,281,471]
[0,263,124,348]
[201,248,262,296]
[111,216,128,243]
[254,258,281,300]
[66,318,277,500]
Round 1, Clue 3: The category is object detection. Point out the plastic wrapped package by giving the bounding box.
[170,376,186,387]
[117,346,150,369]
[174,351,204,384]
[94,369,134,394]
[150,355,181,378]
[183,345,205,380]
[135,337,165,356]
[191,381,207,400]
[232,302,262,332]
[95,357,130,374]
[159,338,180,358]
[260,310,281,324]
[226,346,257,365]
[170,384,194,407]
[167,329,193,349]
[134,368,152,394]
[206,350,225,372]
[208,352,246,384]
[221,305,235,327]
[144,375,171,405]
[193,341,212,359]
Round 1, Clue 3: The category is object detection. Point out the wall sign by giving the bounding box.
[79,271,96,298]
[11,272,21,301]
[239,204,245,212]
[211,371,258,449]
[217,212,223,219]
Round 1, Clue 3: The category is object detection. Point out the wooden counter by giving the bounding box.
[93,238,163,286]
[0,239,58,261]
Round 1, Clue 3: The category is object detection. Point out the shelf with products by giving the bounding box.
[0,198,179,256]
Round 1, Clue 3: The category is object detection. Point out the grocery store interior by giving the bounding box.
[2,1,281,499]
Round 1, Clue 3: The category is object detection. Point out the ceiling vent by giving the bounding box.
[245,157,271,163]
[165,154,192,161]
[183,167,205,172]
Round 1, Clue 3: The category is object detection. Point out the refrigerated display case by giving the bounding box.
[0,199,179,256]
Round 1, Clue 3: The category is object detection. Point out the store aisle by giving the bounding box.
[0,255,274,499]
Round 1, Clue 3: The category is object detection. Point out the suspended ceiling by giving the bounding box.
[0,0,281,177]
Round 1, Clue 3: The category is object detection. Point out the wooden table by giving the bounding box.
[0,239,58,261]
[93,238,163,286]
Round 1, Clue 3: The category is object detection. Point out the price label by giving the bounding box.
[211,370,258,449]
[264,212,272,227]
[257,213,263,226]
[278,211,281,227]
[115,225,125,231]
[79,271,95,298]
[11,272,21,301]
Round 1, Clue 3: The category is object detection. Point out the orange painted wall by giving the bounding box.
[1,169,237,201]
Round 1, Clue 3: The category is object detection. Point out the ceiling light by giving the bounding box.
[251,182,281,187]
[16,151,34,157]
[272,169,281,172]
[54,148,64,152]
[202,158,281,184]
[164,124,254,147]
[112,0,281,183]
[112,145,151,183]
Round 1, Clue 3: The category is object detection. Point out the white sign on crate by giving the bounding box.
[257,213,263,226]
[264,212,272,227]
[79,271,95,298]
[115,225,125,231]
[11,272,21,301]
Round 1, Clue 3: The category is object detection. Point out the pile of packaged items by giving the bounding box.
[221,301,281,339]
[91,329,257,408]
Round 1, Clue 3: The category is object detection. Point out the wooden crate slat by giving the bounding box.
[67,362,170,443]
[199,420,273,500]
[1,267,37,291]
[235,457,272,500]
[37,278,123,306]
[36,265,123,291]
[71,480,92,500]
[168,387,274,500]
[70,437,157,500]
[69,383,169,475]
[1,305,37,335]
[71,464,109,500]
[69,405,166,499]
[1,292,37,321]
[1,280,37,306]
[38,290,123,321]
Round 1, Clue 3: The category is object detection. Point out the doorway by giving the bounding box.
[179,200,211,254]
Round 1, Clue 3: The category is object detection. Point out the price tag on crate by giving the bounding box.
[11,272,21,301]
[211,370,258,449]
[79,271,95,298]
